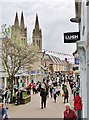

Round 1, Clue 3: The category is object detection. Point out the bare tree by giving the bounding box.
[1,24,38,102]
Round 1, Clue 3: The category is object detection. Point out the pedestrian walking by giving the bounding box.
[49,86,53,98]
[15,89,21,105]
[52,87,57,102]
[70,81,73,92]
[40,87,48,109]
[4,88,10,109]
[74,92,82,118]
[64,103,77,120]
[13,84,18,94]
[32,83,36,94]
[56,86,60,96]
[62,83,67,92]
[0,103,9,120]
[72,85,77,98]
[45,83,49,97]
[63,87,69,103]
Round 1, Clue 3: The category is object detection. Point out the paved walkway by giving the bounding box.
[8,83,74,118]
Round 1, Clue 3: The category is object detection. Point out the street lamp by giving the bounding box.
[70,18,81,23]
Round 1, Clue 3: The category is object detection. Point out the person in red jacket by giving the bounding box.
[74,92,82,118]
[64,103,77,120]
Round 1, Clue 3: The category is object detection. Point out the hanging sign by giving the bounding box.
[64,32,80,43]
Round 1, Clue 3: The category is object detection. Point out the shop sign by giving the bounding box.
[64,32,80,43]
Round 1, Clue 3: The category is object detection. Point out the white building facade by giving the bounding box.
[73,0,89,119]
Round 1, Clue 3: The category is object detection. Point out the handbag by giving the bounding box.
[62,93,65,97]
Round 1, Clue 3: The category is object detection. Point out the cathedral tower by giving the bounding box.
[32,14,42,51]
[12,12,27,43]
[14,12,19,27]
[20,11,27,42]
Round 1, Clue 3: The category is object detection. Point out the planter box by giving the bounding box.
[20,95,31,104]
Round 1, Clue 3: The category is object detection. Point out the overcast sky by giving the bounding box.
[0,0,78,61]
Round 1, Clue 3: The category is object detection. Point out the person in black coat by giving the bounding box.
[50,86,53,98]
[40,88,48,109]
[64,87,69,103]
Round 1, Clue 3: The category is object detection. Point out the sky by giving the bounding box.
[0,0,78,62]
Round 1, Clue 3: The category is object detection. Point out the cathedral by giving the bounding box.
[12,12,42,52]
[12,11,43,83]
[1,12,72,88]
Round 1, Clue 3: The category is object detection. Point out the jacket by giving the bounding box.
[64,89,69,98]
[40,88,47,100]
[74,95,82,110]
[64,109,77,120]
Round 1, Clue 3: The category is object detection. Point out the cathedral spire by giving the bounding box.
[20,11,25,28]
[14,12,19,26]
[35,14,39,30]
[33,14,42,51]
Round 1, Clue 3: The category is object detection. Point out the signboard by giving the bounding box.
[74,57,80,65]
[64,32,80,43]
[31,71,36,75]
[31,70,40,75]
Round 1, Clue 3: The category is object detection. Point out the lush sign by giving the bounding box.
[64,32,80,43]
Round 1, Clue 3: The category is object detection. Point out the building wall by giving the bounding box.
[79,1,87,118]
[56,64,59,71]
[53,64,56,72]
[60,64,64,71]
[86,2,89,119]
[87,46,89,119]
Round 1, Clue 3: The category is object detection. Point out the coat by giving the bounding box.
[40,88,48,101]
[64,89,69,98]
[64,109,77,120]
[74,95,82,110]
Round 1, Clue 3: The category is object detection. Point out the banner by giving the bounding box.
[43,49,73,57]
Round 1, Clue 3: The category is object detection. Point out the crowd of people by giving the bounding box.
[28,72,82,119]
[0,72,82,119]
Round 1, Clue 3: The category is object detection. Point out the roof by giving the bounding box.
[45,54,64,65]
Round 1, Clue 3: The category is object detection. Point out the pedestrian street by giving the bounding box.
[8,83,74,118]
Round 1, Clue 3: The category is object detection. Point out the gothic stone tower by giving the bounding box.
[12,12,27,43]
[32,14,42,52]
